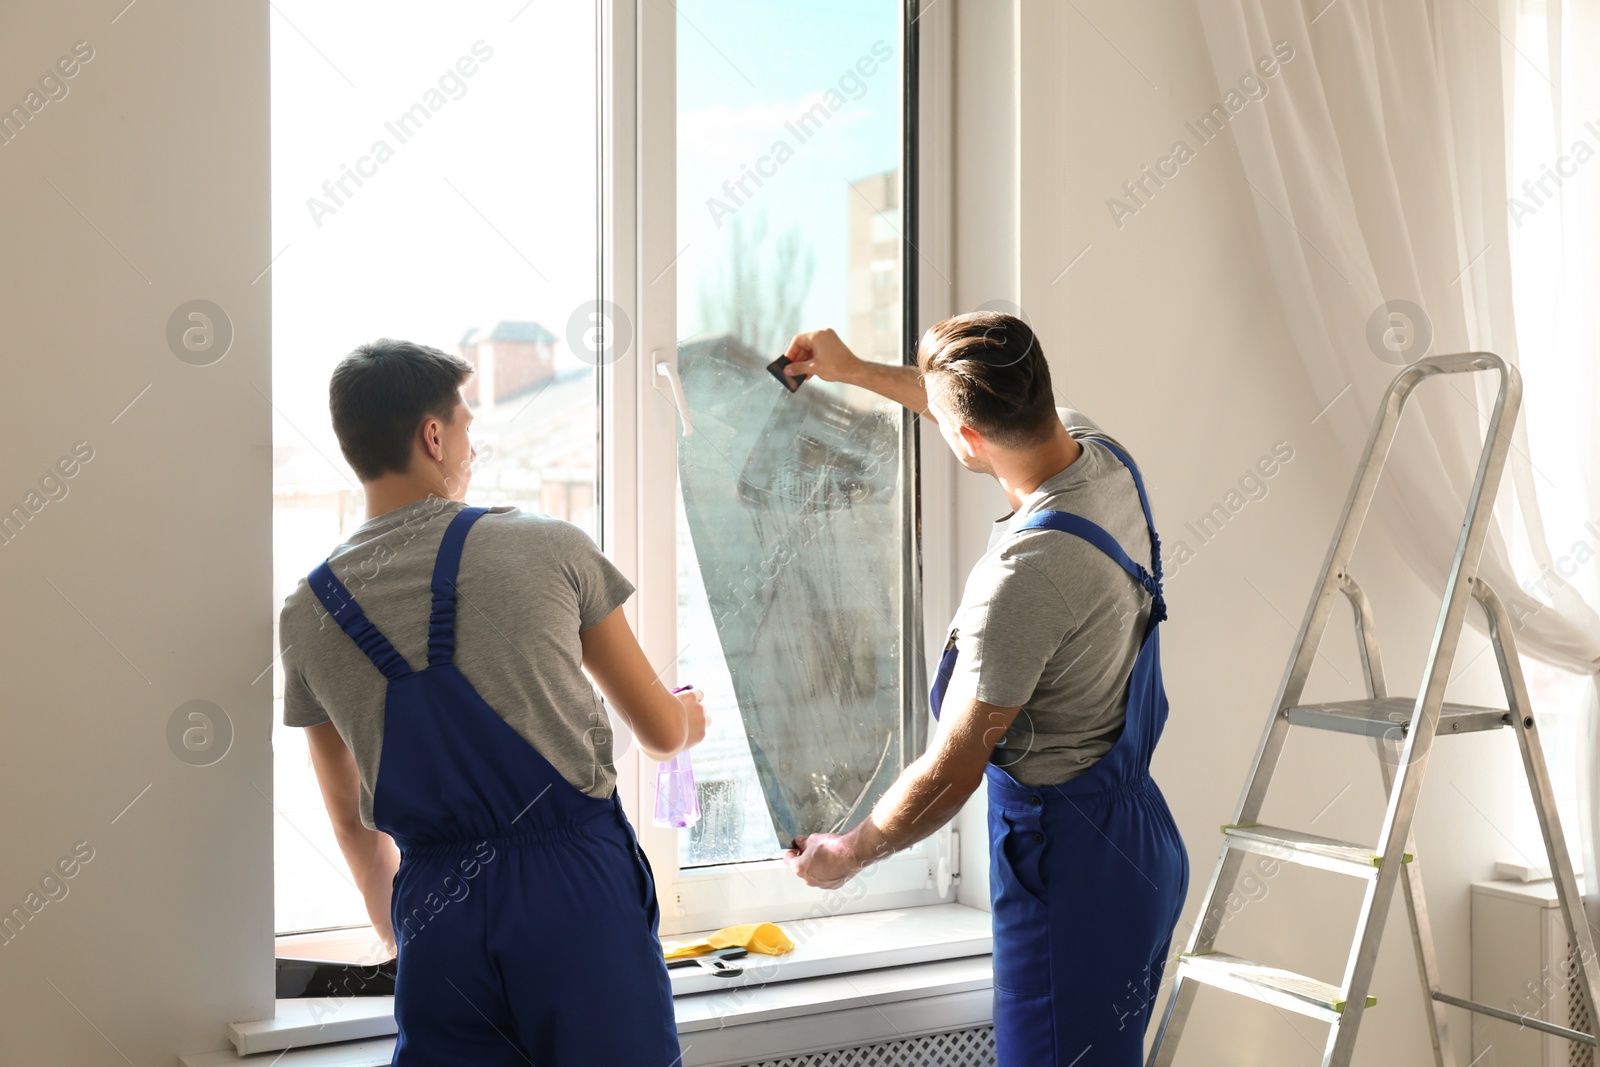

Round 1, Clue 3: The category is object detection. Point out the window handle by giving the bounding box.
[653,351,696,437]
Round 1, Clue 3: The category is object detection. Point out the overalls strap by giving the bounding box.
[427,507,490,667]
[1089,436,1163,577]
[306,562,413,681]
[1015,437,1168,624]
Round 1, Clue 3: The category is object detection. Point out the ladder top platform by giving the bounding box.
[1286,697,1511,739]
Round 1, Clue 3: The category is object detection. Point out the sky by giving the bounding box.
[674,0,901,342]
[269,0,901,452]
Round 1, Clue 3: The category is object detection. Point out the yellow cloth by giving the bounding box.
[662,922,794,960]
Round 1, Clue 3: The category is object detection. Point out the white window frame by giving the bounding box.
[602,0,959,936]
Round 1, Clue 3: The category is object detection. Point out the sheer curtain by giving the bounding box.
[1194,0,1600,908]
[1502,0,1600,904]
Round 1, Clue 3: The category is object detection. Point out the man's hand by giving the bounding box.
[674,686,709,751]
[783,327,931,416]
[354,863,400,958]
[783,695,1020,892]
[784,832,866,890]
[783,328,864,385]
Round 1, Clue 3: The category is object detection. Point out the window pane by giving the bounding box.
[270,1,601,933]
[674,1,910,866]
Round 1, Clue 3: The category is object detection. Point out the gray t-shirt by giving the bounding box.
[945,409,1155,787]
[279,497,634,829]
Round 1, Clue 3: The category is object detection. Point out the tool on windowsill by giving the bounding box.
[766,353,808,392]
[707,958,743,979]
[665,947,748,976]
[276,956,397,998]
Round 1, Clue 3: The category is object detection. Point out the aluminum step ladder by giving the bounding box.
[1147,352,1600,1067]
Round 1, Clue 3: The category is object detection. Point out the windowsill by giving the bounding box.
[666,901,991,994]
[227,903,992,1059]
[186,955,992,1066]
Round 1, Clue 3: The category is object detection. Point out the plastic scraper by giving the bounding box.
[766,353,808,392]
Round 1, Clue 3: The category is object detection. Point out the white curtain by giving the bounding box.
[1194,0,1600,908]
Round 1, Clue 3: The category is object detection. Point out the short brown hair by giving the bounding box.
[916,312,1057,445]
[329,339,474,481]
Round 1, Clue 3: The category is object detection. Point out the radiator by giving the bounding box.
[737,1026,997,1067]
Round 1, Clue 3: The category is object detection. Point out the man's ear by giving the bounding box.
[419,415,446,464]
[956,422,985,455]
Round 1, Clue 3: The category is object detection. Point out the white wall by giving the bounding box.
[0,2,272,1063]
[948,1,1520,1063]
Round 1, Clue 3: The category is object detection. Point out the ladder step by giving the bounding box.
[1176,951,1376,1022]
[1222,823,1410,876]
[1286,697,1509,739]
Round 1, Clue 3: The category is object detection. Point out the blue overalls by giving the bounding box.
[307,506,679,1066]
[931,440,1189,1066]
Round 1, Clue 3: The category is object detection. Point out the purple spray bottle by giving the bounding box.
[653,685,702,829]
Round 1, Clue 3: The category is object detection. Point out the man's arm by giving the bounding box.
[580,606,707,762]
[304,721,401,956]
[785,694,1020,889]
[783,328,931,418]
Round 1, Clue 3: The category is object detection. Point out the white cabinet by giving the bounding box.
[1471,880,1594,1067]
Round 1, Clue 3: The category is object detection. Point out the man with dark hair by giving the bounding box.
[279,338,701,1064]
[782,314,1188,1066]
[326,339,477,483]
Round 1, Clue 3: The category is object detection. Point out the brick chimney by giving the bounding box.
[458,321,558,409]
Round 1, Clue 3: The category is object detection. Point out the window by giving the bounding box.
[269,1,602,935]
[269,0,944,944]
[871,206,901,245]
[625,0,947,933]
